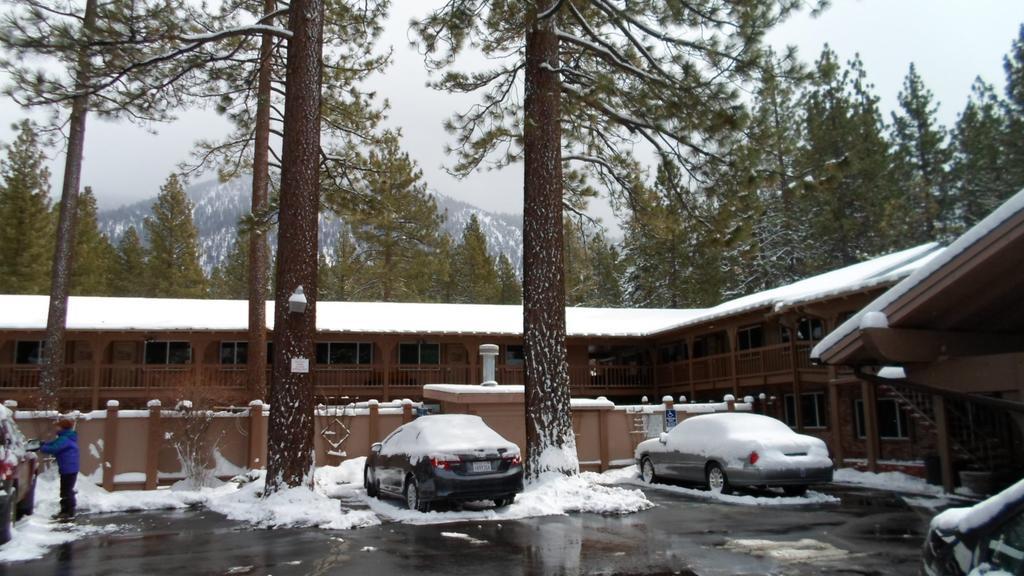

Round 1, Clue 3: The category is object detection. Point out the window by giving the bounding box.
[781,317,825,343]
[784,392,827,428]
[220,342,248,365]
[692,332,729,358]
[505,345,524,366]
[14,341,45,365]
[316,342,373,365]
[399,342,440,365]
[984,510,1024,574]
[144,341,191,365]
[658,342,687,363]
[737,325,764,351]
[855,398,910,439]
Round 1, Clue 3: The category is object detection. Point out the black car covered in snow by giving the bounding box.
[923,478,1024,575]
[363,414,523,512]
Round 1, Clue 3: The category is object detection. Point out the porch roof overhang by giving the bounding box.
[813,187,1024,368]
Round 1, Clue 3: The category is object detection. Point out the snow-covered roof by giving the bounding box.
[812,187,1024,362]
[648,242,941,336]
[0,243,939,339]
[0,296,699,338]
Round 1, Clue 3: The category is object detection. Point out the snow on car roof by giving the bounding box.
[931,477,1024,534]
[380,414,519,459]
[677,412,794,438]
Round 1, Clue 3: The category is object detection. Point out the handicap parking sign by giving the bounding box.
[664,409,677,429]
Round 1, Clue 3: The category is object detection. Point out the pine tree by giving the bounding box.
[950,80,1016,230]
[495,253,522,305]
[64,187,115,296]
[318,227,365,302]
[888,64,953,243]
[0,120,53,294]
[208,232,250,300]
[450,214,500,304]
[1001,25,1024,195]
[112,226,147,297]
[419,233,455,304]
[798,48,895,271]
[143,174,207,298]
[327,132,443,302]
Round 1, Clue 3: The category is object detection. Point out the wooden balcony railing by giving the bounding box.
[1,341,828,400]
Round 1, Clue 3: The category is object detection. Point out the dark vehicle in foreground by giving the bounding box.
[634,412,833,495]
[1,405,38,543]
[924,478,1024,576]
[364,414,523,512]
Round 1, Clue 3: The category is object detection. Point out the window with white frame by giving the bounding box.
[144,341,192,365]
[399,342,440,365]
[780,317,825,343]
[316,342,373,365]
[854,398,910,439]
[783,391,827,428]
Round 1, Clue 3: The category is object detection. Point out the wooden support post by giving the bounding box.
[933,395,955,493]
[686,336,695,401]
[828,379,844,465]
[862,381,879,472]
[90,338,108,411]
[102,400,119,491]
[381,339,395,402]
[247,400,266,470]
[785,319,804,431]
[727,327,739,398]
[145,400,162,490]
[402,400,413,424]
[598,408,610,472]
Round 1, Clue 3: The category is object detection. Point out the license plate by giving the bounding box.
[471,461,491,473]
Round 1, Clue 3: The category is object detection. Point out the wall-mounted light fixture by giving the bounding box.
[288,286,307,314]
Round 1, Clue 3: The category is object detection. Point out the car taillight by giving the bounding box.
[431,456,459,470]
[0,461,11,480]
[503,453,522,466]
[748,451,759,465]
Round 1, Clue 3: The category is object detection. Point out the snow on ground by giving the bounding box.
[833,467,945,496]
[358,465,653,526]
[723,538,851,563]
[601,465,840,506]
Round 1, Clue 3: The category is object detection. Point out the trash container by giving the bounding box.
[924,453,942,485]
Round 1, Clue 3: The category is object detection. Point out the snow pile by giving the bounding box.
[723,538,850,562]
[834,467,946,496]
[0,515,120,563]
[203,471,379,531]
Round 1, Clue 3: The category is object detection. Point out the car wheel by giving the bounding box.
[16,478,35,519]
[493,495,514,508]
[364,467,378,498]
[706,463,729,494]
[640,457,657,484]
[405,477,429,513]
[783,485,808,497]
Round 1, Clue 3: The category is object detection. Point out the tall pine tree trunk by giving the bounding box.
[265,0,323,492]
[521,6,577,480]
[247,0,274,402]
[40,0,97,407]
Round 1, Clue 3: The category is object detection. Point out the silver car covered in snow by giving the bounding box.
[634,412,833,495]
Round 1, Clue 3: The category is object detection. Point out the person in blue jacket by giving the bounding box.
[40,417,79,520]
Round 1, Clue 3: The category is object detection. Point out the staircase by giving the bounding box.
[878,383,1021,475]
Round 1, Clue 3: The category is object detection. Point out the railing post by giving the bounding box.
[402,399,413,423]
[725,394,736,412]
[103,400,119,491]
[248,400,266,470]
[4,400,17,420]
[933,395,955,493]
[145,399,162,490]
[598,404,610,472]
[368,400,380,451]
[861,381,879,473]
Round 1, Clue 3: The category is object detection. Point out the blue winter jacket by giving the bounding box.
[41,429,80,474]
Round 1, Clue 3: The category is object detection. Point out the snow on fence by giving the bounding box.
[5,394,748,491]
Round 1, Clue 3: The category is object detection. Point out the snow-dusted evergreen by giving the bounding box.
[97,176,523,278]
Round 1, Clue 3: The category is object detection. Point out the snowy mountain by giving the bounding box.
[98,177,524,276]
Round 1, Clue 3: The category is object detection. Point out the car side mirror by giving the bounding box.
[370,442,382,453]
[25,438,40,452]
[658,433,668,445]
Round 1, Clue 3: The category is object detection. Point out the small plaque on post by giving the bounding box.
[290,357,310,374]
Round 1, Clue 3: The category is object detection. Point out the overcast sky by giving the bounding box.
[1,0,1022,226]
